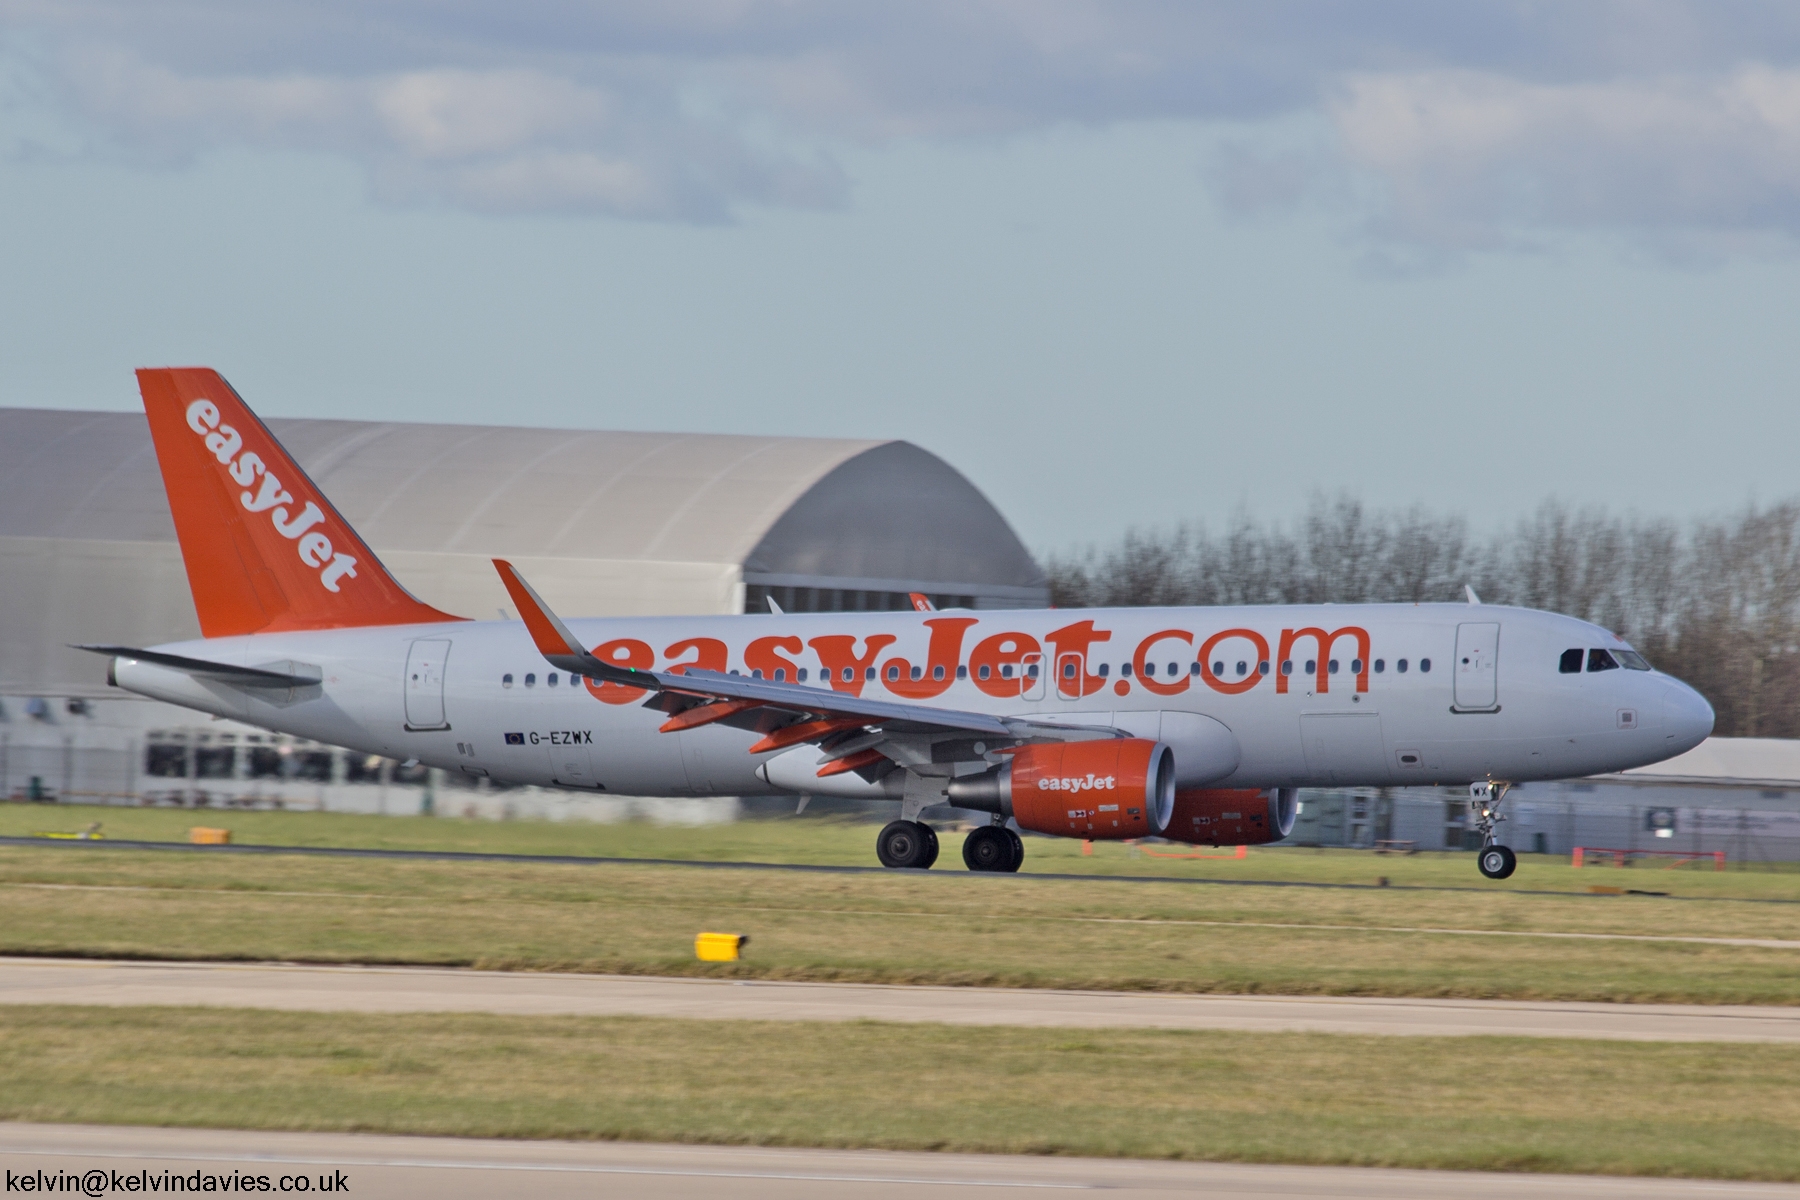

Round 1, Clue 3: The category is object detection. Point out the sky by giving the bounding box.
[3,2,1800,554]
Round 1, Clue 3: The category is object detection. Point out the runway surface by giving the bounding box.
[3,1124,1794,1199]
[4,957,1798,1041]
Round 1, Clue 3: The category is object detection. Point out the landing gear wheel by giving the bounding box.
[1004,828,1024,873]
[1477,844,1517,880]
[962,826,1012,872]
[919,824,940,869]
[877,820,933,869]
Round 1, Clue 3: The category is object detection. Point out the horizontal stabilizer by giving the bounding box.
[74,645,322,689]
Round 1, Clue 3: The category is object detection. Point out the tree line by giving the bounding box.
[1044,497,1800,739]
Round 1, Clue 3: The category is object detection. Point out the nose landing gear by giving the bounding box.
[1478,843,1517,879]
[1471,781,1517,879]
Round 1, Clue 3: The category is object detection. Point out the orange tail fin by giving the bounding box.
[137,367,463,637]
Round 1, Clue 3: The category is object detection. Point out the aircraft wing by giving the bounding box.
[493,560,1122,781]
[494,560,1014,737]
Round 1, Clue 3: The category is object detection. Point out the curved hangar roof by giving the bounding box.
[0,408,1047,695]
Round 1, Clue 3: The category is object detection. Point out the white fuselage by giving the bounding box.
[113,602,1715,797]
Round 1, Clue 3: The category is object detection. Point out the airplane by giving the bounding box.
[84,368,1716,880]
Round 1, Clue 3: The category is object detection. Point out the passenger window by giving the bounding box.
[547,673,558,687]
[1281,660,1293,675]
[502,674,513,688]
[1026,664,1039,679]
[1373,659,1384,674]
[864,667,876,680]
[1397,659,1408,673]
[1168,662,1179,676]
[1211,661,1224,676]
[774,668,786,682]
[886,665,900,681]
[1097,663,1110,678]
[1190,662,1202,676]
[1063,661,1077,679]
[798,668,808,682]
[843,667,855,682]
[1001,664,1013,679]
[979,664,992,680]
[911,666,923,681]
[1235,661,1247,676]
[1587,649,1619,672]
[1328,659,1339,674]
[1420,658,1431,673]
[957,665,968,680]
[1351,658,1363,674]
[752,669,764,680]
[524,673,537,687]
[1559,649,1583,674]
[1258,661,1270,675]
[932,665,945,680]
[1305,659,1316,674]
[1121,663,1133,677]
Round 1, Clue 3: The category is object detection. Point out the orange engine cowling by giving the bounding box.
[947,738,1175,840]
[1162,787,1298,846]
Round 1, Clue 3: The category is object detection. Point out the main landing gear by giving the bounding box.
[1471,781,1517,880]
[876,820,939,870]
[875,820,1023,872]
[961,824,1023,873]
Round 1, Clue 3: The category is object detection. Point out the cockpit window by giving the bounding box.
[1587,649,1619,672]
[1559,649,1583,674]
[1616,649,1652,671]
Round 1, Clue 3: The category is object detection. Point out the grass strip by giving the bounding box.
[1,1005,1796,1180]
[3,847,1799,1004]
[6,802,1796,900]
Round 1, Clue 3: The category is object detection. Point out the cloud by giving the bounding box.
[8,0,1800,246]
[1330,65,1800,249]
[17,43,845,220]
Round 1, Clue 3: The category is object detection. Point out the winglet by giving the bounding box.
[909,592,936,612]
[492,559,586,660]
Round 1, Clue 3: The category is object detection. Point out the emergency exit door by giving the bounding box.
[1453,623,1500,711]
[404,639,452,730]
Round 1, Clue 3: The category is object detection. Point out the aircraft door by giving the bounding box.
[404,639,452,730]
[1056,652,1084,700]
[1454,623,1500,711]
[1021,651,1046,701]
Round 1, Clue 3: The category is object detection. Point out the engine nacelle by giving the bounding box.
[1162,787,1298,846]
[948,738,1175,840]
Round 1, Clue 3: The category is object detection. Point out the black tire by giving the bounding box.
[962,826,1012,872]
[877,820,931,869]
[1477,844,1517,880]
[919,824,940,869]
[1004,828,1024,872]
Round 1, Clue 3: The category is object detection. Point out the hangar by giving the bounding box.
[0,406,1047,814]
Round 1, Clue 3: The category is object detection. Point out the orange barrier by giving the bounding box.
[1572,846,1724,871]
